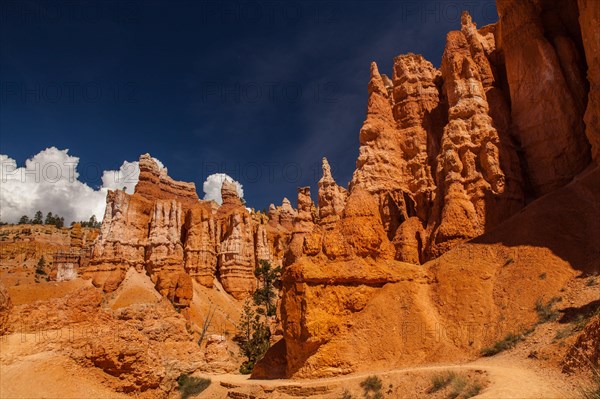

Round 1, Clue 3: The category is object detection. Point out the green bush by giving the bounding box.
[428,372,456,393]
[481,332,523,356]
[360,376,383,399]
[463,382,483,398]
[446,376,467,399]
[535,297,561,323]
[177,374,211,399]
[554,327,573,341]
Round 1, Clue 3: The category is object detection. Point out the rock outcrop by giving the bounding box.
[73,0,598,382]
[349,14,524,262]
[0,281,11,335]
[563,314,600,373]
[255,3,600,378]
[496,0,591,195]
[318,158,348,229]
[88,155,293,304]
[350,57,441,259]
[7,285,208,397]
[426,12,523,257]
[578,0,600,163]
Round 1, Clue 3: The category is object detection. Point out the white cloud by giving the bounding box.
[0,147,165,225]
[100,157,164,194]
[202,173,244,205]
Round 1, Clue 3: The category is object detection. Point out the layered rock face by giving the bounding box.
[350,58,440,261]
[255,3,600,378]
[350,13,524,262]
[427,13,523,257]
[88,154,292,304]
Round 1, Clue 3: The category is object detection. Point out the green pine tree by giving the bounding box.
[234,260,281,374]
[32,210,43,224]
[44,212,53,225]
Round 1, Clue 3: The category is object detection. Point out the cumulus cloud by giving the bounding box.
[0,147,245,225]
[202,173,244,204]
[0,147,164,225]
[100,157,164,194]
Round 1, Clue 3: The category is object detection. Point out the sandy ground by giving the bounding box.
[193,354,578,398]
[0,350,130,399]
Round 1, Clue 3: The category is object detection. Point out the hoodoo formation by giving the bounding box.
[253,2,600,378]
[88,154,293,303]
[1,1,599,397]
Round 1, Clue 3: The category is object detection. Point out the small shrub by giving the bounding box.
[360,375,383,399]
[239,361,254,375]
[554,327,573,341]
[586,278,597,287]
[177,374,211,399]
[446,376,467,399]
[574,310,600,332]
[481,332,523,356]
[428,372,456,393]
[463,382,483,398]
[539,272,547,280]
[340,389,354,399]
[535,297,561,323]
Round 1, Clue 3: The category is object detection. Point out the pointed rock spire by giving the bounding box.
[318,157,348,228]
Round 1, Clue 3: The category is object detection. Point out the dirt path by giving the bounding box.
[201,356,575,398]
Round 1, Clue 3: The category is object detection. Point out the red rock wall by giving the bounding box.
[87,155,292,304]
[257,1,599,378]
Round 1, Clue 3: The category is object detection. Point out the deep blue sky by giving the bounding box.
[0,0,498,210]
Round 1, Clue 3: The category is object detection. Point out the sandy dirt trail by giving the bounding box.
[202,355,575,398]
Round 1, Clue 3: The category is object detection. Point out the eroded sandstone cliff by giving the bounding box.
[254,3,600,378]
[87,154,292,304]
[57,0,600,382]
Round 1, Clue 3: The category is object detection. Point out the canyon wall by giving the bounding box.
[254,2,600,378]
[87,154,292,305]
[77,0,599,380]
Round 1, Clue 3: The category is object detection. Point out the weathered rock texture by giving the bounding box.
[88,154,292,304]
[427,13,523,258]
[497,0,591,195]
[349,13,524,262]
[563,314,600,373]
[0,281,11,335]
[254,4,600,378]
[71,0,598,381]
[5,284,208,397]
[578,0,600,163]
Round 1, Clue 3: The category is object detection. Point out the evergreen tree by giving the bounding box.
[234,301,271,374]
[44,212,54,225]
[88,215,97,227]
[234,260,281,374]
[32,210,43,224]
[36,256,47,276]
[55,217,64,228]
[253,260,281,317]
[18,215,29,224]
